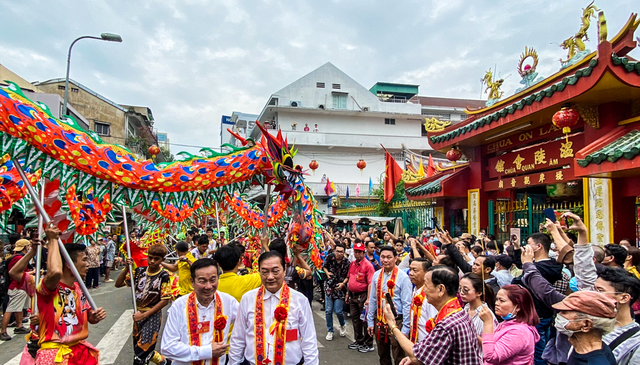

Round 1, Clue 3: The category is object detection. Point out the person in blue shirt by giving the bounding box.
[366,246,412,364]
[364,237,381,271]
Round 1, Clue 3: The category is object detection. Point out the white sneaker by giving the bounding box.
[326,332,334,341]
[339,325,347,337]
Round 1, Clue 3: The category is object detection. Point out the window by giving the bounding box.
[332,83,341,89]
[316,82,325,88]
[94,122,110,136]
[71,87,79,93]
[332,94,347,109]
[385,118,396,125]
[57,85,65,90]
[460,114,469,120]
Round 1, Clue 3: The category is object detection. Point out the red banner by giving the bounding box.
[487,135,583,179]
[484,167,575,191]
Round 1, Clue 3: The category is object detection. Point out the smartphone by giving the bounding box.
[431,217,442,233]
[543,208,556,223]
[385,292,398,318]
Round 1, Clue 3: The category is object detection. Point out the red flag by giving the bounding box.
[384,149,403,203]
[427,154,436,177]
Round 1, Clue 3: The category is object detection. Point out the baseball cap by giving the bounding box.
[460,233,472,240]
[552,291,617,318]
[353,242,366,251]
[13,239,30,252]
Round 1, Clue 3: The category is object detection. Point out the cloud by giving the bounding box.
[0,0,637,156]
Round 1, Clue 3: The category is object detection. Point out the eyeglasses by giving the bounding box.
[458,287,474,295]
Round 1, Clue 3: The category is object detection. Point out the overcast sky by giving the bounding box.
[2,0,638,155]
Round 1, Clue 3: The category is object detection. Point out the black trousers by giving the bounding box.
[298,278,314,306]
[349,291,373,346]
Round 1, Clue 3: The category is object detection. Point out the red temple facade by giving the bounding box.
[416,14,640,245]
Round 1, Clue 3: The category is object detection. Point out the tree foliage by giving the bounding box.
[371,179,405,216]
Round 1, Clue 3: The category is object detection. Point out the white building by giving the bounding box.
[224,112,259,147]
[227,62,483,215]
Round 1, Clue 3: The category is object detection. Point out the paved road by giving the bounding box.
[0,268,377,364]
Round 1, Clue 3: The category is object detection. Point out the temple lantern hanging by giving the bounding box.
[308,159,319,175]
[357,159,367,175]
[446,146,462,164]
[552,106,579,141]
[148,145,161,159]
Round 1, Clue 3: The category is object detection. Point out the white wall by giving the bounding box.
[272,62,421,116]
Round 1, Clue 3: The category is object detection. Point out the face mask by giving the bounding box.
[487,251,496,256]
[554,314,578,338]
[501,307,517,321]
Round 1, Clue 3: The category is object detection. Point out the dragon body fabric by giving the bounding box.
[0,82,324,267]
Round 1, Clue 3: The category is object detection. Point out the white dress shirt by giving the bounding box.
[161,291,239,365]
[228,286,319,365]
[411,286,438,342]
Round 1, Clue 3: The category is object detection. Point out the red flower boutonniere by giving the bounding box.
[214,316,227,331]
[413,296,424,307]
[274,305,288,322]
[387,280,395,289]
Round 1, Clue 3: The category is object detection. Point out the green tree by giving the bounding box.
[371,179,405,216]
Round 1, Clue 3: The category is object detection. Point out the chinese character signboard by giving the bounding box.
[484,167,574,191]
[585,178,612,245]
[487,136,583,179]
[468,189,480,236]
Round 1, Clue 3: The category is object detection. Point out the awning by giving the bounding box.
[404,166,469,200]
[324,214,395,225]
[575,127,640,177]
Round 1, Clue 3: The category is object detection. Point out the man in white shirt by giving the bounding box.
[406,258,438,342]
[206,228,217,256]
[161,258,239,365]
[229,251,319,365]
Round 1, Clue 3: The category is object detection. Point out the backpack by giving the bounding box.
[0,255,16,295]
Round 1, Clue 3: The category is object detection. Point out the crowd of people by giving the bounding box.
[0,211,639,365]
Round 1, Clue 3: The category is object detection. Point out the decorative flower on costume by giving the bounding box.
[412,295,424,307]
[214,316,228,331]
[387,280,396,289]
[274,305,288,322]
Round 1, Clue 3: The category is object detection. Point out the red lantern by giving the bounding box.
[148,145,161,158]
[357,159,367,172]
[552,106,579,139]
[309,159,318,175]
[446,147,462,163]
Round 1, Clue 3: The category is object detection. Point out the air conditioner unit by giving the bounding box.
[290,101,301,107]
[318,104,325,110]
[362,107,370,112]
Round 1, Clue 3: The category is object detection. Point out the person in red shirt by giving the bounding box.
[35,226,106,365]
[0,239,33,341]
[345,241,375,352]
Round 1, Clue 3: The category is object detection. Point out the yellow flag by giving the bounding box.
[418,159,425,177]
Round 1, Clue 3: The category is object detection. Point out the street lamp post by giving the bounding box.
[62,33,122,117]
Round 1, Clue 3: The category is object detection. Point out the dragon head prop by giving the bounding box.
[255,122,304,199]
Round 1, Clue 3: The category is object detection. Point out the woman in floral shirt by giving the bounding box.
[323,243,351,340]
[85,239,101,289]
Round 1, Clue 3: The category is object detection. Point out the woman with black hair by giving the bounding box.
[460,272,498,357]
